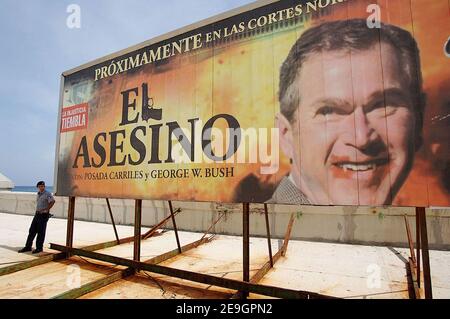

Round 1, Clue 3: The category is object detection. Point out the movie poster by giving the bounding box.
[55,0,450,207]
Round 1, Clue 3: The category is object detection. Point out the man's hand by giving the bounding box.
[48,200,55,211]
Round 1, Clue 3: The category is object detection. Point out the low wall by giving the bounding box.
[0,191,449,250]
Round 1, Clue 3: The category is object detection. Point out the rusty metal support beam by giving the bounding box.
[76,228,165,252]
[232,210,296,299]
[242,203,250,298]
[106,198,120,244]
[404,214,416,264]
[52,267,135,299]
[416,209,421,288]
[281,213,296,256]
[134,199,142,262]
[404,214,418,300]
[143,209,181,240]
[51,236,214,299]
[168,201,182,253]
[408,257,421,299]
[232,253,281,299]
[145,236,213,265]
[200,212,225,242]
[417,207,432,299]
[49,243,337,299]
[250,250,283,285]
[264,204,274,267]
[81,239,126,252]
[0,253,67,277]
[66,197,76,257]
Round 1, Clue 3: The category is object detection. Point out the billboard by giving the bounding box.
[55,0,450,207]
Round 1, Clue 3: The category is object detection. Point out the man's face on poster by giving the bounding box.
[278,43,417,205]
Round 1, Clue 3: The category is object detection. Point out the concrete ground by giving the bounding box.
[0,212,448,299]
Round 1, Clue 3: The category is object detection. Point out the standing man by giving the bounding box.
[18,181,55,254]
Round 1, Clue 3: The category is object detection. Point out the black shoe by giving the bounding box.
[32,249,43,254]
[18,247,32,253]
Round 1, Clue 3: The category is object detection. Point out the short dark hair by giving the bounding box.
[279,19,425,148]
[36,181,45,187]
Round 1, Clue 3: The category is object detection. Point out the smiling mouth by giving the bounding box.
[333,158,389,172]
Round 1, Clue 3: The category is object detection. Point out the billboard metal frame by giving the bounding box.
[49,199,340,299]
[0,198,434,299]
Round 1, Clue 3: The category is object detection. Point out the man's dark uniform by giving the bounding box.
[24,190,55,251]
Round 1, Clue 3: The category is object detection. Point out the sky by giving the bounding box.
[0,0,255,186]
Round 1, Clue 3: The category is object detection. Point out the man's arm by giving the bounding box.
[47,200,55,211]
[37,194,55,213]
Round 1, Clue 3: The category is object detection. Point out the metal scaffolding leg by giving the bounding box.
[168,201,182,253]
[242,203,250,298]
[232,212,296,299]
[106,198,120,244]
[143,209,180,240]
[264,204,274,267]
[281,213,296,256]
[404,214,416,264]
[416,209,421,289]
[417,207,432,299]
[134,200,142,262]
[66,197,76,257]
[404,214,420,299]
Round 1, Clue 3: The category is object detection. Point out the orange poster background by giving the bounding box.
[57,0,450,207]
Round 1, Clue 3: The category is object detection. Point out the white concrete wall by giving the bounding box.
[0,173,14,191]
[0,191,449,250]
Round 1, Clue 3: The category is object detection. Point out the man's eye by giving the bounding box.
[316,106,335,116]
[384,105,398,116]
[315,106,349,117]
[367,102,399,117]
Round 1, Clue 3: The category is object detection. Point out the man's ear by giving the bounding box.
[276,112,295,160]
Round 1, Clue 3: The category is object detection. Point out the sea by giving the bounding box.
[13,186,54,193]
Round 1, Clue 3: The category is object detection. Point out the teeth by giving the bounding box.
[339,163,377,172]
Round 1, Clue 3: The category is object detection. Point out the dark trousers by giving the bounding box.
[25,212,50,250]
